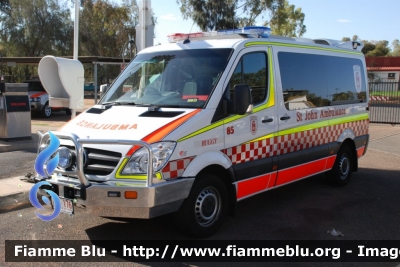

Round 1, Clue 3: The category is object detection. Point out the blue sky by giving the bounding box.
[147,0,400,48]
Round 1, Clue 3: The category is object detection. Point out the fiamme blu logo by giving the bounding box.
[30,132,61,221]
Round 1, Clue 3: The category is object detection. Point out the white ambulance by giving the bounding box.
[35,27,369,237]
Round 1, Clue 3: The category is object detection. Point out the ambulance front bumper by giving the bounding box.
[36,176,194,218]
[35,131,194,218]
[29,101,43,112]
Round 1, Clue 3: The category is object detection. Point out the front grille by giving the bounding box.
[60,145,122,176]
[84,148,122,176]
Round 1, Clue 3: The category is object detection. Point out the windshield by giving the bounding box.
[100,48,233,108]
[26,81,46,92]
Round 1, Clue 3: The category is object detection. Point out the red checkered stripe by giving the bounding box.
[370,96,389,101]
[222,119,369,165]
[161,157,194,179]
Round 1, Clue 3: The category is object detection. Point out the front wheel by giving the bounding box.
[175,173,228,238]
[41,102,52,118]
[326,146,353,186]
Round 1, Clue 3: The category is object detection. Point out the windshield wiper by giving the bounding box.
[136,104,183,110]
[101,101,120,106]
[101,101,136,109]
[117,101,136,105]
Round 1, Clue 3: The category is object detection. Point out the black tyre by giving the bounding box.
[174,173,228,238]
[326,146,353,186]
[65,109,72,115]
[41,102,52,118]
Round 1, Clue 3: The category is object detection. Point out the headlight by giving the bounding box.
[121,141,176,174]
[31,97,41,102]
[57,147,74,169]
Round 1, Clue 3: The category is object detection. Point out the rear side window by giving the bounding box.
[278,52,367,110]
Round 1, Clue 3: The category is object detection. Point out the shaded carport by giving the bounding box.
[0,56,131,102]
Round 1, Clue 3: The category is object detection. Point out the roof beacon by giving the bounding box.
[167,26,271,43]
[245,26,271,37]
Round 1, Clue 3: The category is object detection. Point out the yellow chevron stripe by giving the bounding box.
[115,158,162,180]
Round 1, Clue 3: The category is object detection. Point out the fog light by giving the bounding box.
[57,147,73,169]
[108,191,121,197]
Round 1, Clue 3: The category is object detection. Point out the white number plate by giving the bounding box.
[59,197,74,215]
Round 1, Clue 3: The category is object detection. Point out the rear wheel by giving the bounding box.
[326,146,353,186]
[41,102,52,118]
[175,173,228,238]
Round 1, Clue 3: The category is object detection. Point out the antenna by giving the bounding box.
[183,21,195,44]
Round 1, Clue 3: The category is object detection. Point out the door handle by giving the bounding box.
[262,118,273,123]
[280,115,291,121]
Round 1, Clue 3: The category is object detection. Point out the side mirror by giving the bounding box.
[233,84,252,115]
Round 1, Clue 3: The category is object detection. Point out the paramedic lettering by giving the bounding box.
[76,120,138,130]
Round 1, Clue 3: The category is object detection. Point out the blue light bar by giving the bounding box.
[217,26,271,38]
[242,26,271,37]
[167,25,271,43]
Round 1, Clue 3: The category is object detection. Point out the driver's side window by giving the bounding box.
[228,52,268,105]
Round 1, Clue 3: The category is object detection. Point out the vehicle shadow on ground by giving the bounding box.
[84,167,400,260]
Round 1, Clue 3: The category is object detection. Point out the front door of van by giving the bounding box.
[222,47,278,200]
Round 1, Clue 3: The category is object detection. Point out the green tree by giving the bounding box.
[345,38,391,56]
[236,0,282,28]
[79,0,135,57]
[0,0,11,16]
[0,0,73,57]
[342,35,392,56]
[361,40,375,55]
[176,0,237,31]
[389,39,400,56]
[363,40,390,56]
[176,0,290,31]
[176,0,306,35]
[266,0,306,37]
[122,0,139,37]
[0,0,73,81]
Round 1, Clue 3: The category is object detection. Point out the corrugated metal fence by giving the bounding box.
[368,80,400,124]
